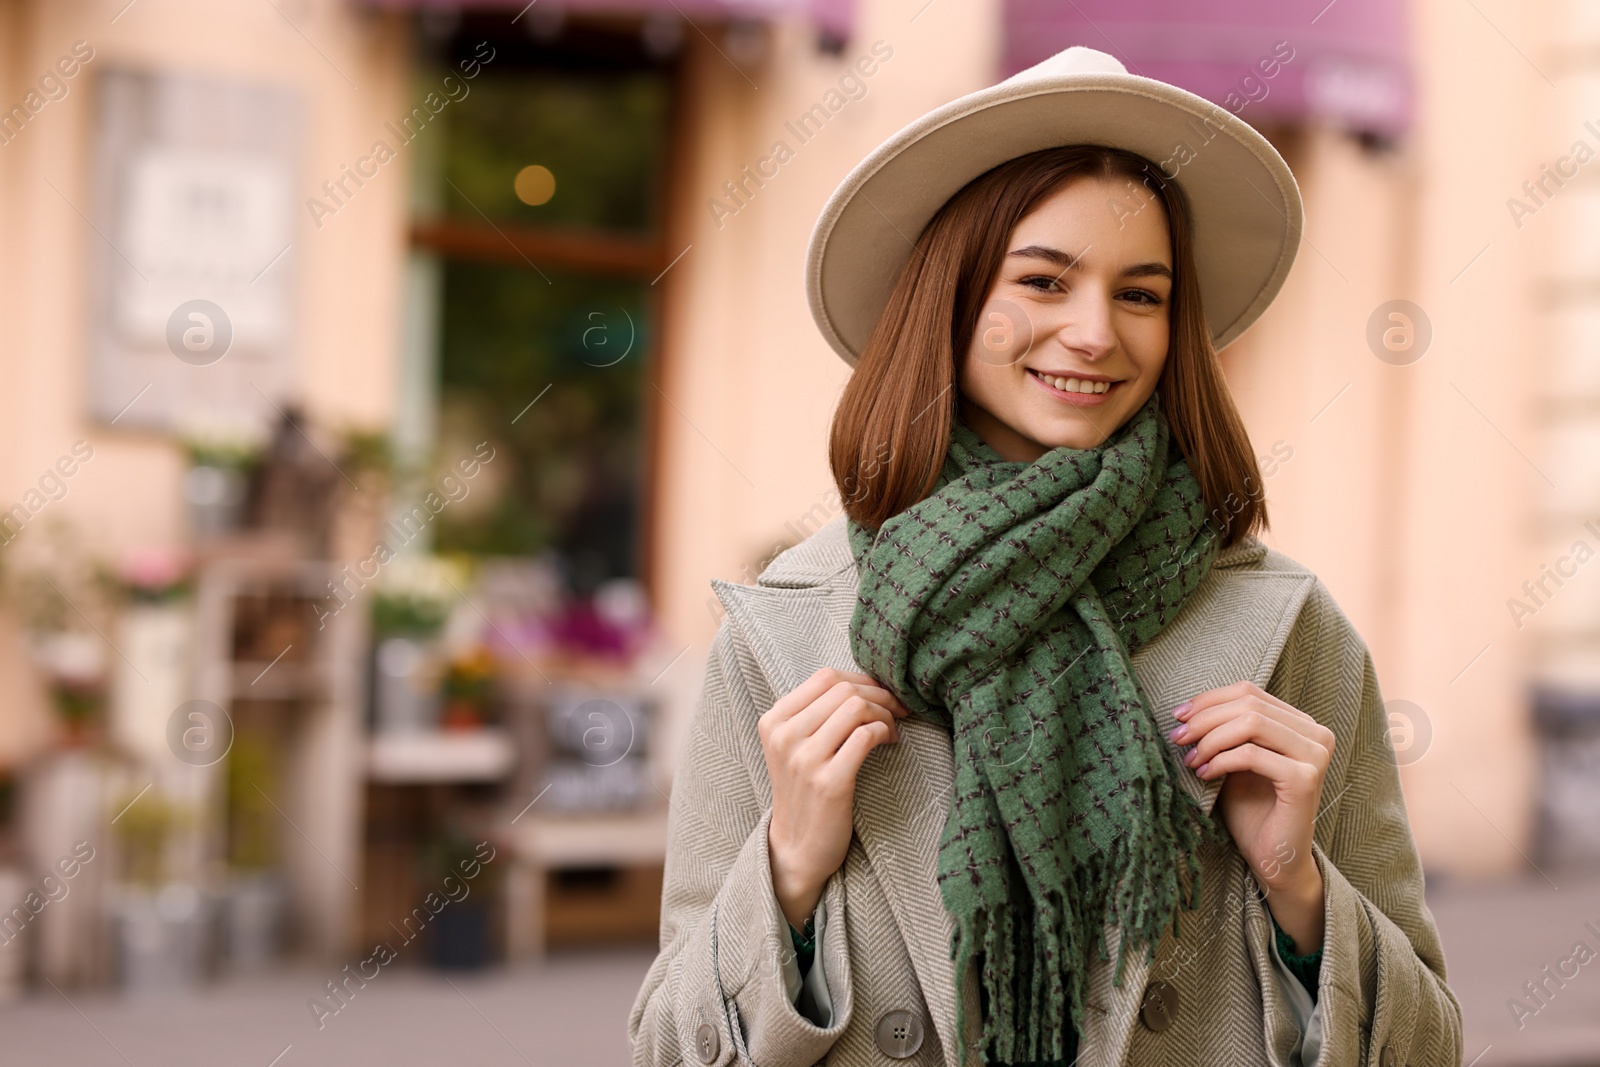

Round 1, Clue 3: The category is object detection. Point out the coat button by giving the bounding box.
[874,1008,926,1058]
[1379,1047,1397,1067]
[1139,979,1179,1032]
[694,1021,719,1063]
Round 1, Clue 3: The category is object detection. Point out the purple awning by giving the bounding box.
[1003,0,1412,138]
[354,0,856,41]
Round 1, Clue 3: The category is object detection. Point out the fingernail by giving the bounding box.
[1172,701,1193,720]
[1168,724,1188,743]
[1195,762,1210,776]
[1184,747,1199,766]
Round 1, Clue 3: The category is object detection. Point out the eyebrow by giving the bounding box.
[1007,244,1173,281]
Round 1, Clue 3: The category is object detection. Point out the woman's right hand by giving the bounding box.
[760,667,911,930]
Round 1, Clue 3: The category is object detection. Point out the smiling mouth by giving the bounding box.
[1026,368,1120,396]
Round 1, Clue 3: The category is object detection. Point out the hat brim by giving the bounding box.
[805,72,1303,366]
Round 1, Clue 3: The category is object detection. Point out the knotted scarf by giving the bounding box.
[846,390,1225,1066]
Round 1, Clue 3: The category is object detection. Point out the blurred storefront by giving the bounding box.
[0,0,1583,1002]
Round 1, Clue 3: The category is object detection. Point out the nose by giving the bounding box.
[1057,288,1118,360]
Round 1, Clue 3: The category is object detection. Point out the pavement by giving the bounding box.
[0,872,1595,1066]
[0,946,656,1067]
[1428,869,1600,1067]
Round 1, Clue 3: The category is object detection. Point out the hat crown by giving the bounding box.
[1000,45,1128,86]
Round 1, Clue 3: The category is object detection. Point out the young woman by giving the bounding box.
[630,46,1462,1067]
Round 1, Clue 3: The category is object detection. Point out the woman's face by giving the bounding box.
[957,175,1173,461]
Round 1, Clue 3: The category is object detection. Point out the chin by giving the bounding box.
[1038,430,1107,452]
[1025,416,1112,452]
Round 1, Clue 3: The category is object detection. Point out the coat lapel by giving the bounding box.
[712,553,1317,1066]
[1129,568,1320,820]
[715,576,974,1063]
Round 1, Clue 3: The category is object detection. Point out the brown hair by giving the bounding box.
[828,144,1269,549]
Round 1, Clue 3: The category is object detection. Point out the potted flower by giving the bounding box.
[439,647,495,731]
[371,554,459,638]
[371,555,461,734]
[544,577,653,683]
[101,548,194,766]
[423,825,497,970]
[107,548,192,605]
[220,733,286,973]
[177,416,267,539]
[2,522,115,745]
[108,789,211,992]
[31,632,106,745]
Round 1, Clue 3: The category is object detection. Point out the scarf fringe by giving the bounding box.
[951,776,1217,1067]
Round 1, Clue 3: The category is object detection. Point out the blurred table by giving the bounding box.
[366,729,517,783]
[503,808,668,960]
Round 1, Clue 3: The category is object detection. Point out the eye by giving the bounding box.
[1119,289,1165,306]
[1017,274,1064,292]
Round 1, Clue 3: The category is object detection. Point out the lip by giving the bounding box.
[1026,367,1120,405]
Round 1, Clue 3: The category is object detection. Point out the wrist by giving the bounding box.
[768,826,822,929]
[1264,865,1325,955]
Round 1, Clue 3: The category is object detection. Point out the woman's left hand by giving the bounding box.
[1168,679,1335,954]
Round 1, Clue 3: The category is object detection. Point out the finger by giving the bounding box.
[818,683,909,721]
[823,670,910,712]
[1180,711,1327,770]
[768,668,860,724]
[824,719,898,785]
[861,679,911,717]
[804,694,900,760]
[788,682,905,741]
[1177,699,1321,756]
[1174,693,1329,751]
[1195,742,1321,798]
[1177,680,1313,730]
[769,681,854,757]
[768,668,908,731]
[827,670,910,715]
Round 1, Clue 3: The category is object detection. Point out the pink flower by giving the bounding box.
[118,547,192,595]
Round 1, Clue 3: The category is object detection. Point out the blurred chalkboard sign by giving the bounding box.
[88,68,302,436]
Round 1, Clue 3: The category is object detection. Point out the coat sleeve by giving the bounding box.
[627,617,855,1067]
[1271,579,1464,1067]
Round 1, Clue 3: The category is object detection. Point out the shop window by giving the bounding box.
[407,18,675,595]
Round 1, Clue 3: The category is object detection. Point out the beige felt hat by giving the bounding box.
[805,45,1303,366]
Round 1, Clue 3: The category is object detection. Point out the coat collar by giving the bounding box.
[711,516,1317,1067]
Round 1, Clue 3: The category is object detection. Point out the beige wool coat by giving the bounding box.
[628,515,1464,1067]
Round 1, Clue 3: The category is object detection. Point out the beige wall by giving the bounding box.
[1382,0,1545,877]
[1224,110,1539,877]
[1537,0,1600,695]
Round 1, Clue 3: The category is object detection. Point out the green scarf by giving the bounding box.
[846,391,1224,1066]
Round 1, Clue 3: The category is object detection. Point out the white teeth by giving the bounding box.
[1036,371,1111,394]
